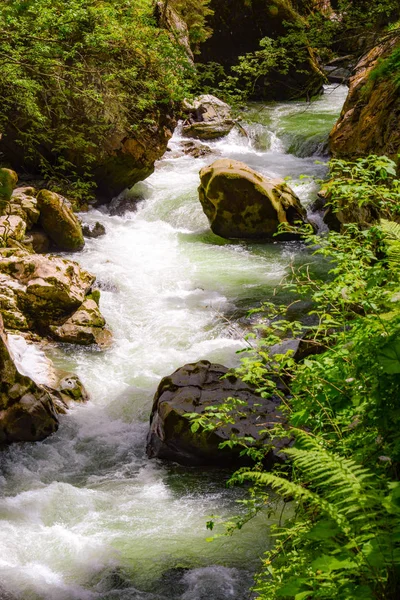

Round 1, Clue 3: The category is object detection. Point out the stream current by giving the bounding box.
[0,85,347,600]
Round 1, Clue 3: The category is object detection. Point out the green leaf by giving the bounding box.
[377,339,400,374]
[311,555,357,573]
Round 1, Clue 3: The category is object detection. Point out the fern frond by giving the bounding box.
[380,219,400,268]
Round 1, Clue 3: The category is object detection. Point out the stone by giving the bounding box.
[49,297,112,347]
[0,248,95,327]
[329,34,400,162]
[10,187,40,229]
[27,229,51,253]
[198,158,309,240]
[82,222,106,238]
[146,360,288,467]
[0,168,18,214]
[36,189,84,251]
[0,314,59,443]
[0,215,27,245]
[182,95,235,140]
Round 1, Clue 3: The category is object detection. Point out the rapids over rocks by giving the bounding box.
[0,85,347,600]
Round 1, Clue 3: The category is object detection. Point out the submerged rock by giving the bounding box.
[146,360,288,467]
[82,222,106,238]
[182,95,235,140]
[329,34,400,162]
[37,189,84,252]
[198,158,309,240]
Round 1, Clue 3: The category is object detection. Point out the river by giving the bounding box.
[0,85,347,600]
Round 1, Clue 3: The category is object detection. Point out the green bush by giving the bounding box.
[0,0,193,200]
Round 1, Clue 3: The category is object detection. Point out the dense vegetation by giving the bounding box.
[195,155,400,599]
[0,0,193,199]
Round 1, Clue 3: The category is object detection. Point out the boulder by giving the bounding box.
[0,169,18,214]
[146,360,288,467]
[36,189,84,251]
[0,248,94,326]
[27,229,51,254]
[329,34,400,162]
[0,315,59,443]
[182,95,235,140]
[9,187,40,229]
[82,222,106,238]
[198,158,309,239]
[49,296,112,347]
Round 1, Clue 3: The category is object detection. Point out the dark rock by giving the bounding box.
[181,141,214,158]
[146,360,289,468]
[82,222,106,238]
[200,0,325,101]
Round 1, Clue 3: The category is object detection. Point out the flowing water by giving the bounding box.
[0,85,347,600]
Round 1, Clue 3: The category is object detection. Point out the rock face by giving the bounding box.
[36,190,84,252]
[146,360,287,467]
[329,34,400,161]
[182,95,235,140]
[154,0,194,61]
[198,158,308,239]
[199,0,325,100]
[0,315,59,443]
[93,110,176,200]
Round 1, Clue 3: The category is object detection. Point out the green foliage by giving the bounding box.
[190,155,400,599]
[325,155,400,221]
[0,0,193,200]
[170,0,213,50]
[370,44,400,89]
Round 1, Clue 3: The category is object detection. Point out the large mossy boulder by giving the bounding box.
[36,190,84,252]
[146,360,288,467]
[182,95,235,140]
[198,158,308,239]
[329,34,400,162]
[0,315,59,443]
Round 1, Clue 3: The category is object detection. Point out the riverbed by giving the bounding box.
[0,85,347,600]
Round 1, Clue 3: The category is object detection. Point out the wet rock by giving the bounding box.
[82,222,106,238]
[329,33,400,162]
[0,168,18,214]
[36,189,84,251]
[146,360,288,468]
[198,158,309,240]
[182,95,235,140]
[0,314,59,443]
[181,140,214,158]
[49,296,112,347]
